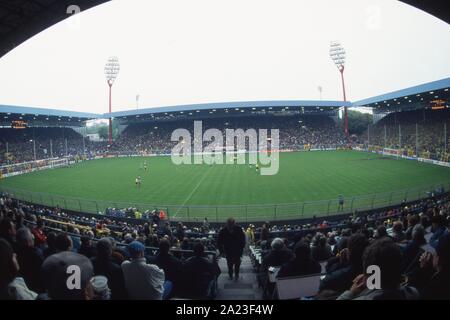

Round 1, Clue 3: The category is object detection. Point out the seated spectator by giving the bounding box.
[409,233,450,299]
[374,225,388,239]
[78,235,97,258]
[402,224,426,273]
[181,241,219,299]
[262,238,293,270]
[31,219,47,249]
[91,238,126,300]
[405,214,420,240]
[15,227,44,293]
[0,218,17,249]
[337,238,419,300]
[41,251,94,300]
[0,239,37,300]
[121,241,168,300]
[148,238,182,295]
[54,233,73,252]
[277,241,321,278]
[108,237,126,264]
[43,232,58,258]
[429,215,448,248]
[391,221,406,243]
[320,233,369,296]
[311,233,333,262]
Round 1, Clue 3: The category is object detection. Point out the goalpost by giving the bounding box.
[382,147,401,160]
[48,158,70,169]
[0,157,70,178]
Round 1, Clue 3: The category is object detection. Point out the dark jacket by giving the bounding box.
[181,256,219,298]
[78,244,97,259]
[148,252,182,286]
[401,241,424,273]
[311,245,332,262]
[277,258,321,278]
[421,268,450,300]
[320,265,359,293]
[90,257,127,300]
[218,225,245,258]
[262,249,293,270]
[16,246,44,293]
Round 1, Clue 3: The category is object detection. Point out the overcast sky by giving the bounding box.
[0,0,449,114]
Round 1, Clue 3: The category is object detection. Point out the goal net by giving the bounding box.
[0,157,69,178]
[382,148,401,158]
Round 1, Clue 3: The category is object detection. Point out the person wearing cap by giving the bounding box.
[121,241,168,300]
[40,251,94,300]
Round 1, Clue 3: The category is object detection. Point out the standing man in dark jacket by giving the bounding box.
[218,218,245,280]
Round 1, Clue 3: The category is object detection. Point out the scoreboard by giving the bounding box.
[11,120,28,129]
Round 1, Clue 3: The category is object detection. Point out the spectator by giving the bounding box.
[217,218,246,280]
[405,214,420,240]
[429,215,448,248]
[175,222,185,242]
[31,219,47,249]
[41,251,94,300]
[90,238,126,300]
[374,225,388,239]
[0,218,17,249]
[260,222,270,243]
[15,227,44,293]
[148,238,182,295]
[262,238,293,270]
[54,233,73,252]
[402,224,426,273]
[311,233,333,262]
[43,232,58,258]
[417,233,450,299]
[181,241,219,299]
[121,241,168,300]
[0,238,37,300]
[320,233,369,295]
[277,241,321,278]
[78,235,97,258]
[391,221,406,243]
[337,238,419,300]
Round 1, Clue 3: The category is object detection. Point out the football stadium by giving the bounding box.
[0,0,450,304]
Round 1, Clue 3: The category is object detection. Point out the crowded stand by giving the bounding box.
[1,114,347,166]
[110,115,348,154]
[1,188,449,300]
[359,108,450,161]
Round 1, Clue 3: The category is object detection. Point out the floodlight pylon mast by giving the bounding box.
[330,42,348,137]
[104,57,120,145]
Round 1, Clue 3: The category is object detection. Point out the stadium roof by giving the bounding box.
[0,104,99,127]
[352,77,450,113]
[0,1,449,59]
[108,100,351,120]
[1,76,449,127]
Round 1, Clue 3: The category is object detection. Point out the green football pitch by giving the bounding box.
[1,151,450,222]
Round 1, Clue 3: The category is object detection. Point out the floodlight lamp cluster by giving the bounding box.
[330,41,346,71]
[105,56,120,85]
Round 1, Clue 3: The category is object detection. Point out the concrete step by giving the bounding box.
[215,256,262,300]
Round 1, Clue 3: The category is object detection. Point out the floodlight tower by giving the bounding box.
[330,41,348,136]
[104,57,120,145]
